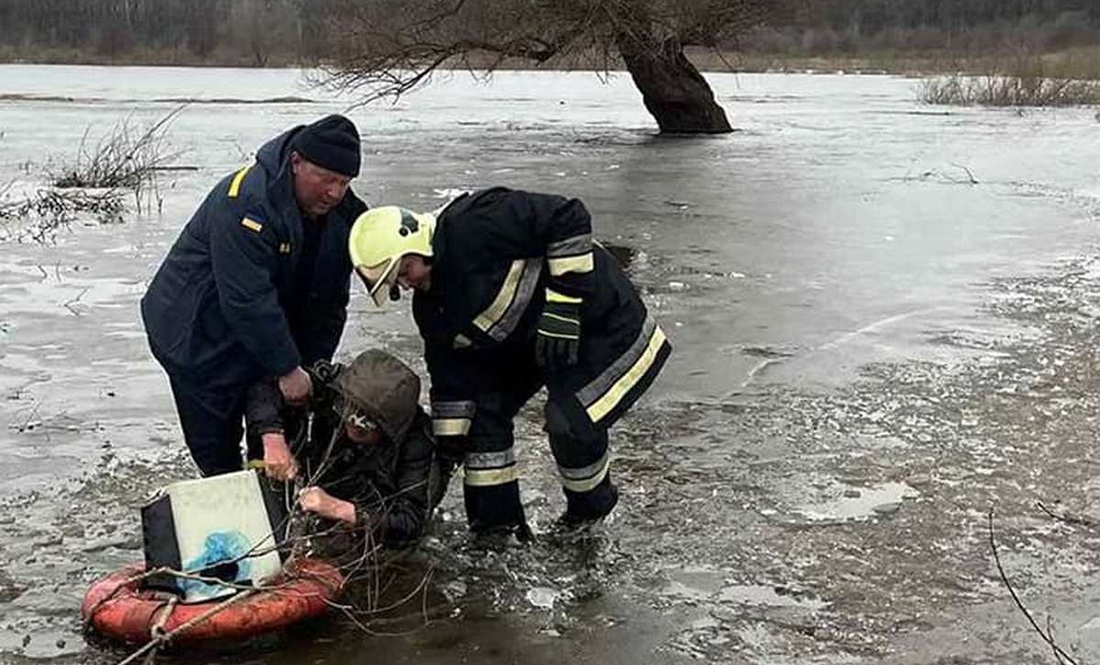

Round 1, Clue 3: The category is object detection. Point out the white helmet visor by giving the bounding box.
[355,259,399,307]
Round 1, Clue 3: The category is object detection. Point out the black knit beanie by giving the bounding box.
[291,114,361,178]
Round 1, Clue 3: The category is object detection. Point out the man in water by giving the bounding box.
[246,350,452,557]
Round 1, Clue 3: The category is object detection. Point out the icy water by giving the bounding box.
[2,65,1100,664]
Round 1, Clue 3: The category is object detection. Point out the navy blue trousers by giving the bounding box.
[168,378,261,477]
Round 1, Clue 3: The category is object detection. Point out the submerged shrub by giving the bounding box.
[51,107,182,189]
[920,74,1100,106]
[0,107,184,243]
[919,52,1100,107]
[37,106,185,221]
[0,189,124,243]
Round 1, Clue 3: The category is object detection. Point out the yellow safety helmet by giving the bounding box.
[348,206,436,306]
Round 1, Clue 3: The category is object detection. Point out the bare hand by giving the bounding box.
[278,366,312,407]
[297,486,357,524]
[261,432,298,481]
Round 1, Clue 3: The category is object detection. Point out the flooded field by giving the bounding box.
[1,64,1099,664]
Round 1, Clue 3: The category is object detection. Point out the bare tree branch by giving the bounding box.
[987,509,1078,665]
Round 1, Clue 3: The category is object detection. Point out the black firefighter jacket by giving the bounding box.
[140,127,367,415]
[412,187,666,444]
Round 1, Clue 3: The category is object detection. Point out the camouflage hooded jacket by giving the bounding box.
[246,350,447,547]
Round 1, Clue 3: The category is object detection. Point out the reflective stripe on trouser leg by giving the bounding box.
[463,393,526,531]
[558,449,610,493]
[432,400,476,437]
[464,449,519,487]
[463,449,523,532]
[545,399,616,520]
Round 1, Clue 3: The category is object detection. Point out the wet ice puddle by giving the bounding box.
[661,566,830,611]
[796,481,919,522]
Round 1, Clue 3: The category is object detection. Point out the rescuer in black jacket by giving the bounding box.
[346,188,672,538]
[141,115,368,478]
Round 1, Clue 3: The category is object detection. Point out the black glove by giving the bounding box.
[535,291,581,368]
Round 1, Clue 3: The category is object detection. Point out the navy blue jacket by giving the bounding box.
[141,127,367,415]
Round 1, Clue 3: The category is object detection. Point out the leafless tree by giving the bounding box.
[320,0,799,134]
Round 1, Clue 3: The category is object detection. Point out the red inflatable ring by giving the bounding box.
[81,558,344,644]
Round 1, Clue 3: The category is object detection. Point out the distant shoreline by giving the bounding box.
[1,45,1097,80]
[695,45,1100,80]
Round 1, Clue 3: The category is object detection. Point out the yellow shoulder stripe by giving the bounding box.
[241,218,263,233]
[546,289,583,304]
[548,252,594,277]
[228,165,251,198]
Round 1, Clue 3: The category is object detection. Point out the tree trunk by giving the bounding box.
[616,34,732,134]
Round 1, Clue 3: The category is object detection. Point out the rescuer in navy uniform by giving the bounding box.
[141,115,368,478]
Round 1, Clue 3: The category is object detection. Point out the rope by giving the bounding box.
[113,589,258,665]
[149,597,178,638]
